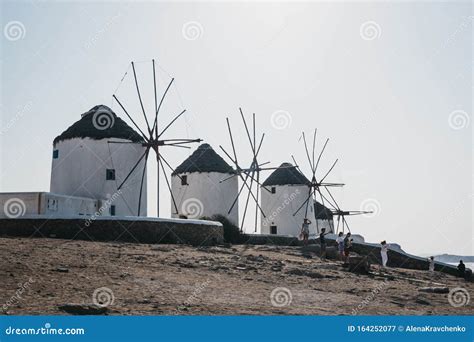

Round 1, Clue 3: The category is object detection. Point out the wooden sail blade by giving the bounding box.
[112,95,149,141]
[292,186,313,216]
[158,157,179,215]
[117,147,150,190]
[239,108,255,154]
[157,109,186,138]
[137,149,149,216]
[151,78,174,135]
[320,158,338,183]
[315,138,329,174]
[312,128,317,173]
[225,117,240,165]
[152,59,158,137]
[131,61,152,135]
[302,132,314,173]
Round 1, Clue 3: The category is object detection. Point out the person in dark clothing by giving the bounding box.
[343,232,353,262]
[458,260,466,278]
[319,228,330,260]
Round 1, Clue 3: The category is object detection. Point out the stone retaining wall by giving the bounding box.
[0,217,223,246]
[240,234,470,280]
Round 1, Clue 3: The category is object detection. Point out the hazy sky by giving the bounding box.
[1,1,472,256]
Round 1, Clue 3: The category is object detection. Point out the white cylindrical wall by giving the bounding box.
[260,184,318,237]
[171,172,238,226]
[50,137,147,217]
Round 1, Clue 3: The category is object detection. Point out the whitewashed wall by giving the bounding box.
[0,192,102,218]
[171,172,238,226]
[260,184,318,236]
[50,137,147,217]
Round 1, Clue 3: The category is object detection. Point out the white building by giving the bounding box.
[50,105,147,217]
[171,144,238,225]
[260,162,333,237]
[0,192,103,218]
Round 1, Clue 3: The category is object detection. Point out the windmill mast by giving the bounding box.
[112,60,201,217]
[220,109,284,232]
[292,129,344,234]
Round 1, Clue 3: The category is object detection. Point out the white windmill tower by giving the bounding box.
[50,104,147,216]
[260,162,316,236]
[171,143,238,225]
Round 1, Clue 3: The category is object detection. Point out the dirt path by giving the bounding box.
[0,237,472,315]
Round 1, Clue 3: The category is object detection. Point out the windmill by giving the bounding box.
[320,186,373,234]
[291,129,345,234]
[218,108,285,232]
[110,60,201,216]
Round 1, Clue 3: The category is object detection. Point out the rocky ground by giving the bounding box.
[0,237,472,315]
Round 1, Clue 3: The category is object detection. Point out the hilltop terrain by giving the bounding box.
[0,237,472,315]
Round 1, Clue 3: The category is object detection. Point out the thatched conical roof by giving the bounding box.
[53,105,144,145]
[172,143,234,175]
[262,162,310,186]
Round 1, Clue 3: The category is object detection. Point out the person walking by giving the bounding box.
[380,240,389,268]
[428,256,435,272]
[336,232,345,261]
[300,218,311,246]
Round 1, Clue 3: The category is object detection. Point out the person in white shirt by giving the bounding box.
[428,256,435,272]
[300,218,311,246]
[336,232,345,260]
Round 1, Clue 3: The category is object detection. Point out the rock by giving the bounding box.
[346,256,371,274]
[415,297,432,305]
[418,287,449,294]
[286,269,324,279]
[54,267,69,273]
[246,255,265,263]
[58,304,108,315]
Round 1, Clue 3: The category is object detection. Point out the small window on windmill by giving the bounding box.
[53,150,59,159]
[181,175,188,186]
[106,169,116,180]
[270,225,277,235]
[271,187,276,194]
[110,205,116,216]
[47,199,58,211]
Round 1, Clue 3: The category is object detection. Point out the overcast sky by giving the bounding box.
[1,1,472,256]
